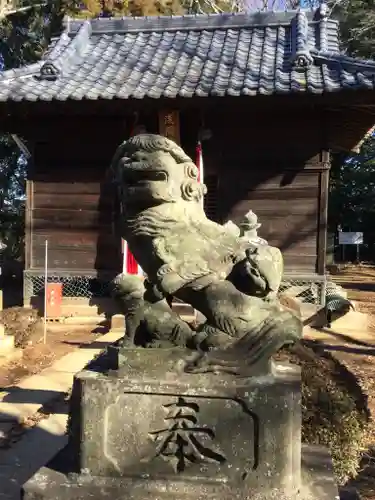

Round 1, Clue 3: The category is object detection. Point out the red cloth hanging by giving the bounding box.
[126,248,138,275]
[122,120,140,275]
[195,140,202,183]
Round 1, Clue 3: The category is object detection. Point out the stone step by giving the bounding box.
[329,310,369,332]
[36,297,195,323]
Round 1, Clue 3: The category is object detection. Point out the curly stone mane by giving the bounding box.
[110,134,207,234]
[110,134,193,179]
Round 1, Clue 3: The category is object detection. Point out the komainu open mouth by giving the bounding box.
[123,170,168,187]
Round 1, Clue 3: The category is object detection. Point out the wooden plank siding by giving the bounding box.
[217,169,320,272]
[25,105,328,276]
[29,175,121,270]
[189,104,328,274]
[28,150,121,272]
[26,115,143,273]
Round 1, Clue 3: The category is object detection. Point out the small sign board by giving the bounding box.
[338,231,363,245]
[45,283,63,318]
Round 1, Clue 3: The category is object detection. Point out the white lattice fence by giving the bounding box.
[24,270,327,306]
[280,274,327,306]
[23,271,114,302]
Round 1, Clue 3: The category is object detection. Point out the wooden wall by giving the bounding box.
[26,113,159,274]
[29,172,119,271]
[218,167,325,273]
[25,101,328,277]
[180,106,328,274]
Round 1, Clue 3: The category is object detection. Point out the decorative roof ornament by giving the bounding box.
[319,2,328,18]
[318,1,329,52]
[290,10,314,70]
[39,62,60,81]
[37,22,92,82]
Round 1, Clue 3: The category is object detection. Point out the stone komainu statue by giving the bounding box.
[110,134,302,374]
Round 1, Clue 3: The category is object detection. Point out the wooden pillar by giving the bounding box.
[158,110,181,145]
[317,150,330,275]
[157,109,196,317]
[25,179,33,271]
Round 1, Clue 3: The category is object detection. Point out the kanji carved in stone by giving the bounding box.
[149,397,226,472]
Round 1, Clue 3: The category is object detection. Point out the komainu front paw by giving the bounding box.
[120,336,135,348]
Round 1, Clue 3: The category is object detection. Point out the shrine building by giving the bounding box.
[0,7,374,316]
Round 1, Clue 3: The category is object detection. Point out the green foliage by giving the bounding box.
[325,0,375,258]
[329,135,375,258]
[0,135,27,260]
[0,1,67,70]
[329,0,375,58]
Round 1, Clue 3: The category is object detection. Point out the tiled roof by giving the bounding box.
[1,8,375,101]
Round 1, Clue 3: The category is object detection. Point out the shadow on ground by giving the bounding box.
[62,340,116,350]
[339,282,375,293]
[0,348,112,499]
[346,446,375,498]
[306,335,375,356]
[319,344,375,356]
[291,341,371,423]
[311,329,375,348]
[0,388,68,409]
[0,338,372,499]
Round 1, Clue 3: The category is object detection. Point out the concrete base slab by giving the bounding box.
[329,310,369,332]
[0,334,16,355]
[303,324,375,346]
[110,314,125,331]
[22,444,341,500]
[0,330,124,500]
[305,306,371,338]
[0,330,123,424]
[0,413,69,500]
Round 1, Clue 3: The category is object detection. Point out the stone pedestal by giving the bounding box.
[22,348,339,500]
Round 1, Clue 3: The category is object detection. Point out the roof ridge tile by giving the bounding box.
[65,11,317,35]
[38,21,92,81]
[290,11,313,69]
[0,8,373,101]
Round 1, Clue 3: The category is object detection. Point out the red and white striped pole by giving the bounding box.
[121,121,144,277]
[195,139,204,208]
[122,137,204,277]
[194,139,205,321]
[195,140,204,185]
[121,239,143,276]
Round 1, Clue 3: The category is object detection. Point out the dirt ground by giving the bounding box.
[2,265,375,496]
[327,264,375,498]
[0,318,105,387]
[331,263,375,316]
